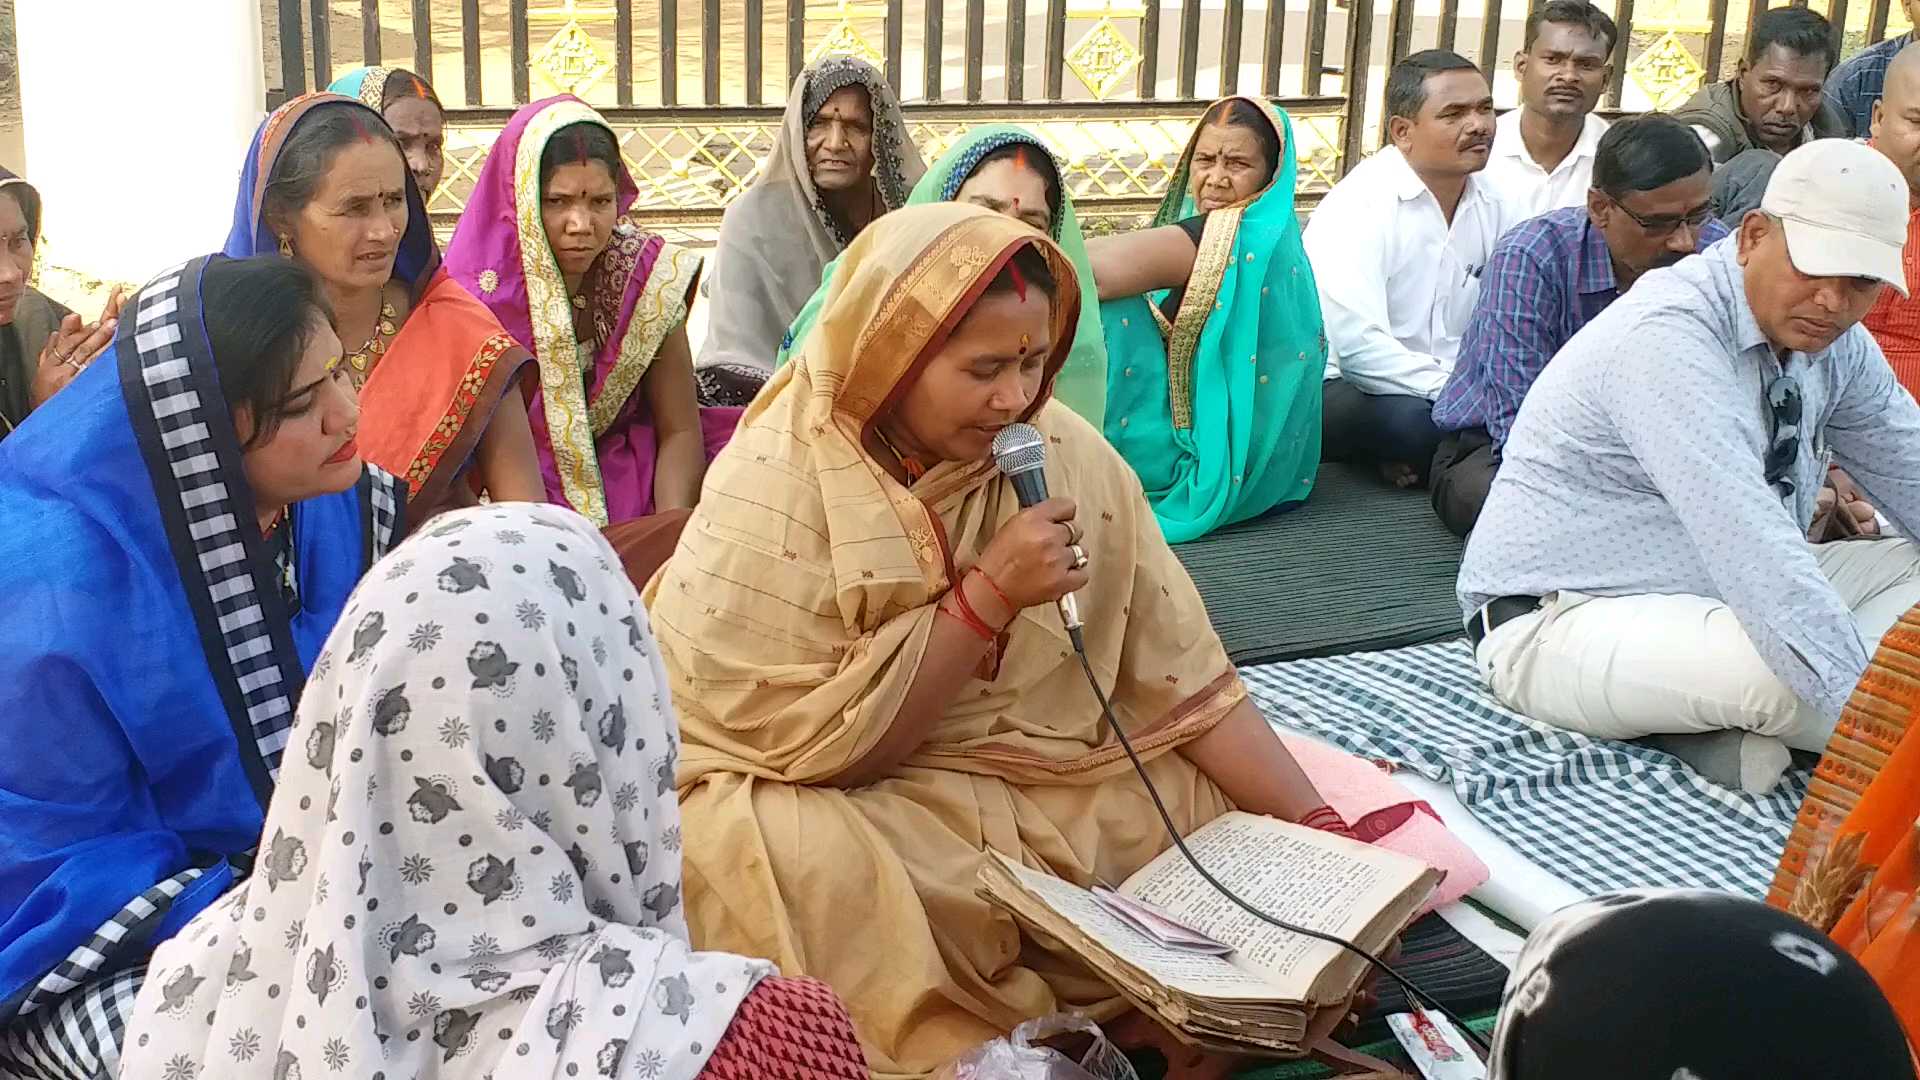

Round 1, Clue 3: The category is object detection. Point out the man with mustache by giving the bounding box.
[1459,140,1920,796]
[1429,115,1720,535]
[1861,44,1920,396]
[1306,50,1515,490]
[1675,6,1846,166]
[1479,1,1616,217]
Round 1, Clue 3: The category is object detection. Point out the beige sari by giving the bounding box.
[645,203,1244,1077]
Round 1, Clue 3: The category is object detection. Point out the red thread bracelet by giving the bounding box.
[941,589,996,642]
[969,566,1015,620]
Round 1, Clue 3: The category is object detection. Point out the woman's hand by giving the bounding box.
[29,312,118,409]
[974,496,1091,612]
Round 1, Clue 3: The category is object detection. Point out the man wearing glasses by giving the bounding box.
[1458,139,1920,795]
[1431,115,1720,535]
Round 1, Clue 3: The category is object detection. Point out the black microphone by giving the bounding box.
[991,423,1083,636]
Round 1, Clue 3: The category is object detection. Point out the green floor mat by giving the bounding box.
[1174,464,1467,666]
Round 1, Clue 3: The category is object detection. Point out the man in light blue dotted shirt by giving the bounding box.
[1459,139,1920,793]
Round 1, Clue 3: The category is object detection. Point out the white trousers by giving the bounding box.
[1475,538,1920,751]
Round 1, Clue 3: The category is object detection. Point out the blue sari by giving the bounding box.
[0,256,403,1065]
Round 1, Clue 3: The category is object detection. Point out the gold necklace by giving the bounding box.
[873,423,926,481]
[343,298,399,385]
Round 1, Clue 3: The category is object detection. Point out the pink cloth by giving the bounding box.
[1283,735,1489,911]
[592,404,743,524]
[444,95,739,523]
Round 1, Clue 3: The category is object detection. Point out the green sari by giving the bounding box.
[774,124,1109,427]
[1101,98,1325,543]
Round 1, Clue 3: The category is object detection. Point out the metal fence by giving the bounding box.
[267,0,1907,241]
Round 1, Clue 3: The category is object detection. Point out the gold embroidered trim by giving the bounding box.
[1164,206,1242,431]
[406,333,516,493]
[514,99,612,525]
[588,239,700,437]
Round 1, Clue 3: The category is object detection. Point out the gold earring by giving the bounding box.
[278,235,293,258]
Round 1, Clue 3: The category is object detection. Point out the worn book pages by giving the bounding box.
[1120,812,1439,1003]
[985,854,1287,1001]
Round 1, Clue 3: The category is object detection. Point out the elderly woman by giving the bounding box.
[0,169,121,438]
[0,255,404,1079]
[694,56,923,406]
[647,203,1358,1077]
[1093,96,1327,543]
[328,66,449,198]
[777,125,1111,426]
[446,95,738,528]
[228,93,544,520]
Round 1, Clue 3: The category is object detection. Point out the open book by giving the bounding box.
[978,811,1442,1056]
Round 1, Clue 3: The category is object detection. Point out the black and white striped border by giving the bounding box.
[0,869,203,1026]
[119,258,308,797]
[0,965,144,1080]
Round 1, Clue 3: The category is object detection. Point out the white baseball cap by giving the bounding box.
[1759,138,1910,298]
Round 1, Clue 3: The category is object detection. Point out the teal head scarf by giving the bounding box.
[775,124,1109,427]
[1100,97,1326,543]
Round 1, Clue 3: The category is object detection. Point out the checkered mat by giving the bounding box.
[1240,640,1811,899]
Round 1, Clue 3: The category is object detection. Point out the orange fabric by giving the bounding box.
[1771,607,1920,1043]
[603,508,694,590]
[355,268,532,518]
[1861,154,1920,398]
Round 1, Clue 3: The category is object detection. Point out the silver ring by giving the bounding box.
[59,352,80,370]
[1070,543,1088,570]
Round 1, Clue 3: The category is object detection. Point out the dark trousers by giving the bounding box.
[1320,377,1448,484]
[1430,427,1499,537]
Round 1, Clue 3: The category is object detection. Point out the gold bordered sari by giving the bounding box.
[445,95,735,526]
[644,203,1244,1077]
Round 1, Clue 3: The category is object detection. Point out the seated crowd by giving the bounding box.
[5,7,1920,1073]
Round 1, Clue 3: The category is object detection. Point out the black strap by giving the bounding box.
[1466,595,1542,646]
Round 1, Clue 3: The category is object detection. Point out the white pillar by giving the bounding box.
[16,0,266,285]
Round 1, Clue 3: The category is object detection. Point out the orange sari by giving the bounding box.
[1772,606,1920,1041]
[225,93,534,521]
[355,268,530,516]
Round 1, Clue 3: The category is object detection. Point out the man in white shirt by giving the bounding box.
[1481,1,1615,216]
[1305,50,1518,488]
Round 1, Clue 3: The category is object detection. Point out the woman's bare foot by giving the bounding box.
[1107,1011,1244,1080]
[1379,462,1420,489]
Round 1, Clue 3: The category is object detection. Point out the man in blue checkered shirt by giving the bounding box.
[1427,115,1725,535]
[1827,0,1920,137]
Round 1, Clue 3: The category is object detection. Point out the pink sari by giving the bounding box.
[444,94,739,525]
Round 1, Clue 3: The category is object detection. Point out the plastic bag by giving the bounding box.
[932,1014,1142,1080]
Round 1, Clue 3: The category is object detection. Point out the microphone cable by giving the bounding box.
[1061,623,1494,1056]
